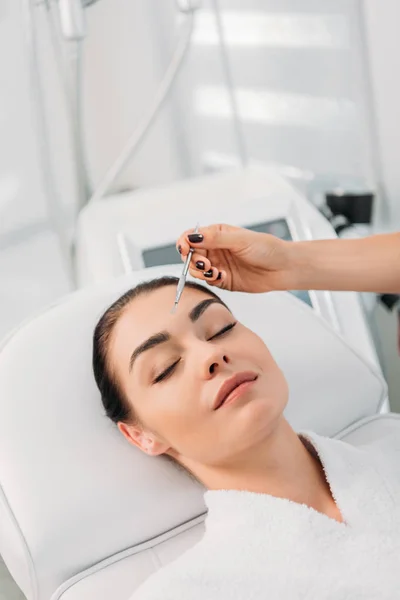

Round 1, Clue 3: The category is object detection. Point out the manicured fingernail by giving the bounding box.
[217,271,222,280]
[177,245,182,254]
[196,261,205,270]
[204,269,213,278]
[188,233,204,243]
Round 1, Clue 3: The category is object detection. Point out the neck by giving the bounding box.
[184,419,332,512]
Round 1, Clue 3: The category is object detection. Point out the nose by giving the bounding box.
[199,344,230,380]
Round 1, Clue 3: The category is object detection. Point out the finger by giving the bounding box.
[176,226,200,257]
[188,266,218,282]
[205,269,227,289]
[181,248,208,265]
[188,266,206,281]
[189,267,227,289]
[190,252,211,272]
[185,223,243,251]
[187,266,218,282]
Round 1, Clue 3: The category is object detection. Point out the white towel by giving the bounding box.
[130,430,400,599]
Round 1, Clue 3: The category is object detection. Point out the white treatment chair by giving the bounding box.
[0,264,399,600]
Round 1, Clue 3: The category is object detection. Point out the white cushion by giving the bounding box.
[0,264,388,600]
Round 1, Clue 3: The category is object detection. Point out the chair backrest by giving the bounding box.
[0,264,387,600]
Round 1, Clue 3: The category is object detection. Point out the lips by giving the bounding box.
[213,371,258,410]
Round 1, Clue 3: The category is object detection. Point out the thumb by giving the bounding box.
[187,223,246,251]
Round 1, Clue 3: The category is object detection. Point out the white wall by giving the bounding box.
[83,0,378,193]
[83,0,192,189]
[363,0,400,229]
[191,0,376,188]
[0,1,72,339]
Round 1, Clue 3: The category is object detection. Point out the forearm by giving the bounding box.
[285,233,400,294]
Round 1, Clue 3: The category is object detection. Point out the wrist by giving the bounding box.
[281,237,371,292]
[280,241,316,291]
[259,237,310,292]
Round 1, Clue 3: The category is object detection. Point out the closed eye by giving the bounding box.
[208,321,237,340]
[153,322,237,384]
[153,359,181,384]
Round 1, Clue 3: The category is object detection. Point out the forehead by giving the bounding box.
[111,285,223,356]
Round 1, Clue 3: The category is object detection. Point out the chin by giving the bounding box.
[236,392,286,436]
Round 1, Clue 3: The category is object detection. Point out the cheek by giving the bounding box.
[240,330,276,368]
[126,379,200,436]
[240,331,288,399]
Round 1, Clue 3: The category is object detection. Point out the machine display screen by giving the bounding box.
[142,219,312,307]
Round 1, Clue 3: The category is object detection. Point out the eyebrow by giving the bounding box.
[128,298,228,372]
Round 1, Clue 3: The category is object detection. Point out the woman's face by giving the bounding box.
[109,285,289,468]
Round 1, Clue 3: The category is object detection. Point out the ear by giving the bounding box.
[118,421,169,456]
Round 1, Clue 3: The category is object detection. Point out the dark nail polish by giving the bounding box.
[217,271,222,280]
[204,269,213,278]
[196,261,205,270]
[177,245,182,254]
[188,233,204,243]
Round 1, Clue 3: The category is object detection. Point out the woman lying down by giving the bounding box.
[92,225,400,600]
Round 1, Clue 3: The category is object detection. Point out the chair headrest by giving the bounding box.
[0,264,386,599]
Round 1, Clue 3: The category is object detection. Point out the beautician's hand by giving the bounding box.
[176,223,291,293]
[178,224,400,296]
